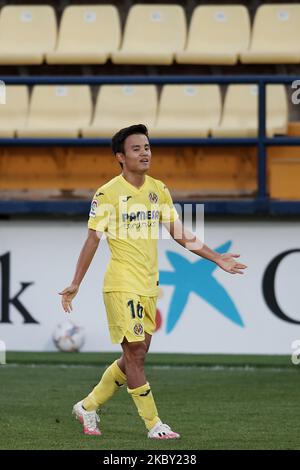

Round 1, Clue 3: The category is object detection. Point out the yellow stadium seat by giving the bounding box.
[112,4,186,65]
[212,85,288,138]
[46,5,120,64]
[82,85,157,137]
[0,86,29,137]
[18,86,92,137]
[151,85,221,137]
[267,85,289,137]
[0,6,57,65]
[176,5,250,65]
[241,4,300,64]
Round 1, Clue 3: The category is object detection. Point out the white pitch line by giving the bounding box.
[1,363,295,372]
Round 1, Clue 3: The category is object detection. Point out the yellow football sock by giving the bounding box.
[83,360,126,411]
[127,382,160,431]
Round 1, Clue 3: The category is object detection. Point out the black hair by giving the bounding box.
[111,124,149,155]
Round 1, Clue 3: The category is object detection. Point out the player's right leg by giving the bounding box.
[72,400,101,436]
[72,357,126,435]
[72,292,130,435]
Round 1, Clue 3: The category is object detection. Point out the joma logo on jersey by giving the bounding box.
[122,210,160,222]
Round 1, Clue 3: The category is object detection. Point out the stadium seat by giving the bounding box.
[0,5,57,65]
[0,86,29,137]
[112,4,186,65]
[241,4,300,64]
[18,86,92,137]
[46,5,120,64]
[212,85,288,138]
[176,5,250,65]
[266,86,289,137]
[82,85,157,137]
[151,85,221,137]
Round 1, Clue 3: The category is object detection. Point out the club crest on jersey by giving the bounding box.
[133,323,144,336]
[89,199,98,218]
[149,192,158,204]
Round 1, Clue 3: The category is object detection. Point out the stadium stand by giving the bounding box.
[0,1,300,210]
[241,4,300,64]
[1,3,300,67]
[212,85,288,137]
[0,5,57,65]
[176,5,250,65]
[46,5,121,65]
[112,4,186,65]
[0,83,288,140]
[18,85,92,137]
[0,85,28,137]
[82,85,157,137]
[151,85,221,137]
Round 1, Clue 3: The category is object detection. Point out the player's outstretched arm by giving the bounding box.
[165,219,247,275]
[59,229,102,313]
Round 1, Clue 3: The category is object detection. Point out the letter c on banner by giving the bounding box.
[263,249,300,324]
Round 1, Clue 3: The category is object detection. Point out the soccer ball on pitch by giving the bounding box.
[52,320,85,352]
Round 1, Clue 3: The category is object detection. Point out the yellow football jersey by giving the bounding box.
[88,174,178,296]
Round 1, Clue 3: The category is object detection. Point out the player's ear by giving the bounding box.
[116,152,125,166]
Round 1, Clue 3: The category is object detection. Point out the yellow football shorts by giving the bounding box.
[103,292,157,344]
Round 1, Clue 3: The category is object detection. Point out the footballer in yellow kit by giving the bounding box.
[60,123,246,439]
[88,174,178,344]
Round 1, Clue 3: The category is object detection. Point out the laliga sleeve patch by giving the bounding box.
[89,199,98,218]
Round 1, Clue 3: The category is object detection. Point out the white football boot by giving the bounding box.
[148,421,180,439]
[72,400,101,436]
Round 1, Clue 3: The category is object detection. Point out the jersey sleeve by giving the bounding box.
[88,188,112,232]
[159,183,179,223]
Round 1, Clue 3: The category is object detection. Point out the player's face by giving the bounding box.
[119,133,151,173]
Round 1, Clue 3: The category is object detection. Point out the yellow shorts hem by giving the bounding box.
[103,292,157,344]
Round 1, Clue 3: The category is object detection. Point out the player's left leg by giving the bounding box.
[126,297,180,439]
[117,330,152,372]
[73,358,127,435]
[87,331,151,407]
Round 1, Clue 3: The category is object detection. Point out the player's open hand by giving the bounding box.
[216,253,247,275]
[59,284,79,313]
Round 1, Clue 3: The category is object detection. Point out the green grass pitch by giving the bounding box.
[0,352,299,450]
